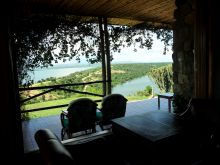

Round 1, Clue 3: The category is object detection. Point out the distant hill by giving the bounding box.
[22,62,171,104]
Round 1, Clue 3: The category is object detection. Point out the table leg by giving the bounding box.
[168,99,171,113]
[158,96,160,110]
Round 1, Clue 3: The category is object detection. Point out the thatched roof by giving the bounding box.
[16,0,176,27]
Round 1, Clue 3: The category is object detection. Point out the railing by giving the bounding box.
[19,80,107,113]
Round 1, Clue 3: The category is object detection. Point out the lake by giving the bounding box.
[30,65,160,96]
[30,66,93,82]
[112,76,160,96]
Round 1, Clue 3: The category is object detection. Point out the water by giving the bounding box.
[30,66,92,82]
[112,76,160,96]
[30,65,160,95]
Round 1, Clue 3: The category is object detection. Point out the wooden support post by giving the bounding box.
[103,17,112,94]
[98,17,107,96]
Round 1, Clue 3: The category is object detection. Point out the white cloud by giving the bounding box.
[112,36,173,63]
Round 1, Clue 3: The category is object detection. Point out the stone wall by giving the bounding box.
[172,0,195,98]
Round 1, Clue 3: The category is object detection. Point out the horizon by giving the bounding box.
[31,62,170,83]
[50,61,172,68]
[52,51,173,66]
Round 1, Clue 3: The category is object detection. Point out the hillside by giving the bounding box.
[21,63,171,104]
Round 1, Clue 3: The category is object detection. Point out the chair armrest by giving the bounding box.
[35,129,75,165]
[62,110,68,115]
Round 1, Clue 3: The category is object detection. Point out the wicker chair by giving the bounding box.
[60,98,98,140]
[97,94,127,130]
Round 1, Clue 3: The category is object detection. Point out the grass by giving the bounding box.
[22,94,151,119]
[22,95,101,119]
[126,95,153,101]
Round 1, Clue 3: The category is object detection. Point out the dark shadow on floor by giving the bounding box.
[23,133,218,165]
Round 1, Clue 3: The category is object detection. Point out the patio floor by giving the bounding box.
[22,97,173,153]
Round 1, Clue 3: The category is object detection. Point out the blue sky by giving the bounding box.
[111,33,173,63]
[112,39,173,63]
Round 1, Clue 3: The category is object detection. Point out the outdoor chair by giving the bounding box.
[35,129,131,165]
[60,98,98,140]
[97,94,128,130]
[35,129,75,165]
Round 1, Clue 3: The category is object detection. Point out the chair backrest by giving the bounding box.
[101,94,127,124]
[67,98,98,133]
[35,129,75,165]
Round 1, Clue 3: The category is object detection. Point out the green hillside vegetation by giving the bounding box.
[21,63,170,104]
[21,62,171,119]
[110,63,169,86]
[148,64,173,93]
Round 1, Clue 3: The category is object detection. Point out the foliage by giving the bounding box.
[11,15,173,86]
[20,95,30,120]
[21,108,30,120]
[21,63,168,104]
[145,86,153,95]
[148,64,173,93]
[111,63,169,86]
[23,94,152,119]
[135,85,152,96]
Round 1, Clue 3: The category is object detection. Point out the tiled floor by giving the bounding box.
[22,97,173,153]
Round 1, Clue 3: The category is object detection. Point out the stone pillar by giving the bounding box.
[173,0,195,98]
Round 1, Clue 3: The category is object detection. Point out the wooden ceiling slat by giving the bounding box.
[135,6,175,23]
[143,1,174,14]
[132,1,174,17]
[107,18,143,26]
[17,0,176,27]
[104,0,151,17]
[59,0,90,13]
[77,0,109,14]
[101,0,174,24]
[93,0,136,16]
[108,0,164,15]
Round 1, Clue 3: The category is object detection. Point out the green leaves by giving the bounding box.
[12,15,172,86]
[148,64,173,93]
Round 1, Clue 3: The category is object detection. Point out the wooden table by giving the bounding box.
[158,93,173,113]
[112,111,182,143]
[111,111,193,164]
